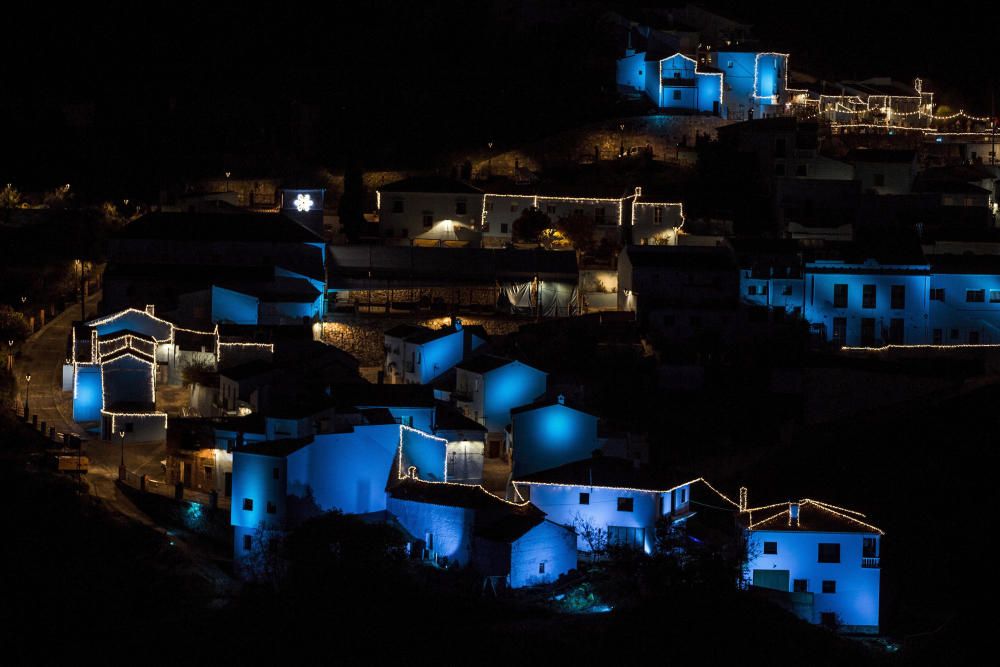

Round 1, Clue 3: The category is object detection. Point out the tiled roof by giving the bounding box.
[749,500,883,534]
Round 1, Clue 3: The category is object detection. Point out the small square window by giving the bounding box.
[793,579,808,592]
[822,580,837,594]
[672,90,682,100]
[763,541,778,555]
[989,290,1000,303]
[539,562,546,574]
[617,497,634,512]
[242,498,253,511]
[500,223,509,234]
[456,199,467,215]
[579,492,590,505]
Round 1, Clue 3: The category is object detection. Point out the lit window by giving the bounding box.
[990,290,1000,303]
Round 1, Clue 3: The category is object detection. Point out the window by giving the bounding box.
[608,526,645,549]
[266,501,276,514]
[833,317,847,342]
[822,580,837,594]
[672,89,682,100]
[579,492,590,505]
[763,541,778,555]
[500,223,509,234]
[538,562,546,574]
[793,579,808,592]
[748,285,758,296]
[673,71,681,79]
[422,212,433,229]
[990,290,1000,303]
[930,288,945,301]
[617,497,634,512]
[242,498,253,511]
[783,285,793,296]
[653,207,664,225]
[272,467,280,480]
[833,284,848,308]
[863,537,878,558]
[889,318,904,344]
[595,207,606,224]
[891,284,906,309]
[862,284,876,309]
[818,543,841,563]
[727,60,734,68]
[456,199,467,215]
[861,318,876,346]
[391,199,404,213]
[967,289,985,303]
[546,205,556,215]
[243,535,252,551]
[679,488,686,503]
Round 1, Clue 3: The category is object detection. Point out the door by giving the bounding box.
[182,462,192,487]
[224,472,233,497]
[753,569,790,592]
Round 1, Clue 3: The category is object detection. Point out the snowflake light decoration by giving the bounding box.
[294,193,314,212]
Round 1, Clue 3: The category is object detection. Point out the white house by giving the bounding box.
[376,176,484,241]
[846,149,918,195]
[387,476,577,588]
[509,395,600,478]
[453,355,547,435]
[513,456,736,553]
[383,319,486,386]
[745,499,883,634]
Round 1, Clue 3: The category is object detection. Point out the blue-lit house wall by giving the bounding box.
[659,54,697,111]
[511,403,599,477]
[285,424,402,519]
[741,271,805,314]
[520,483,665,553]
[101,354,154,407]
[928,272,1000,343]
[400,427,447,482]
[413,330,465,384]
[481,362,547,434]
[73,364,103,422]
[804,261,930,346]
[616,51,648,92]
[715,51,756,118]
[507,520,578,588]
[352,405,435,433]
[211,286,259,325]
[746,530,881,632]
[274,266,326,319]
[231,451,288,564]
[387,497,475,566]
[754,53,785,102]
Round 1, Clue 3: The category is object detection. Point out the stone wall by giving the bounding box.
[321,316,524,366]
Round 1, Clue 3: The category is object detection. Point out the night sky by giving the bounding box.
[1,1,993,197]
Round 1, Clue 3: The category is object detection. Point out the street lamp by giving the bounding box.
[119,430,127,477]
[23,374,31,418]
[6,340,12,373]
[225,171,232,192]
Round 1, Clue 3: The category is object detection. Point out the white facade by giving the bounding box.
[747,527,881,632]
[377,190,484,241]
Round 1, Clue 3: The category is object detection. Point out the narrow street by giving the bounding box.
[13,294,237,597]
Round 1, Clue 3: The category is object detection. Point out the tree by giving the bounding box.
[573,512,607,562]
[556,211,596,257]
[242,521,287,586]
[1,183,21,223]
[181,358,217,386]
[43,184,71,209]
[0,306,30,343]
[512,207,551,244]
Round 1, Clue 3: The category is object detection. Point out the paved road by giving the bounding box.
[13,296,237,596]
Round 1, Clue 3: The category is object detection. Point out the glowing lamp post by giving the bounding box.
[23,374,31,418]
[118,430,127,481]
[6,339,12,373]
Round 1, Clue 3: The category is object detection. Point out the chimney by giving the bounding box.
[145,304,155,316]
[788,502,800,527]
[453,317,462,331]
[557,394,565,405]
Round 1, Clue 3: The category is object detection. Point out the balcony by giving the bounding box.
[861,557,880,569]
